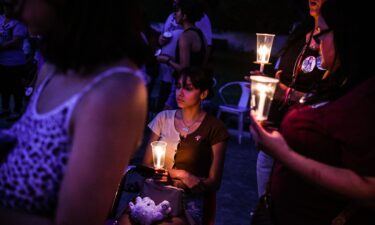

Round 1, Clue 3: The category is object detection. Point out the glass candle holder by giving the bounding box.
[256,33,275,72]
[151,141,167,169]
[250,75,279,121]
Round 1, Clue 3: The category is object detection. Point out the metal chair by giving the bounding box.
[216,81,250,144]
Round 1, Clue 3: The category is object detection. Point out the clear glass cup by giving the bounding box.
[250,76,279,121]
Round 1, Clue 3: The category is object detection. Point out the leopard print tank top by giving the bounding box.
[0,66,144,215]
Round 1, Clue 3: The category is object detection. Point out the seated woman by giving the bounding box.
[123,67,229,225]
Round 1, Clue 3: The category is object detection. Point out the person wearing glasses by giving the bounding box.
[246,0,327,198]
[250,0,375,224]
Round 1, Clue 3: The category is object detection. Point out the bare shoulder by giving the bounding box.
[77,69,147,119]
[99,70,145,97]
[34,63,54,87]
[179,31,191,43]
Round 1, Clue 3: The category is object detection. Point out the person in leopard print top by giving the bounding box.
[0,0,148,225]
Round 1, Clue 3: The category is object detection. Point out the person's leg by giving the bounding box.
[256,151,274,197]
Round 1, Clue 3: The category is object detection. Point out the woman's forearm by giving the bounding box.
[278,146,375,208]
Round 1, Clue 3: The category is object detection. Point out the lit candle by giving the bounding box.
[255,83,268,121]
[151,141,167,169]
[255,33,275,72]
[258,45,268,63]
[155,146,163,168]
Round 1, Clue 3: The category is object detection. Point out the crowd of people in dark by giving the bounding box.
[0,0,374,225]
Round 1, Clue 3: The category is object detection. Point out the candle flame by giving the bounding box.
[258,45,269,63]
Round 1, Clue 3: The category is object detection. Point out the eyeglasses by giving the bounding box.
[313,28,332,44]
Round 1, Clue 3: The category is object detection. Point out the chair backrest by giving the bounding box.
[218,81,250,108]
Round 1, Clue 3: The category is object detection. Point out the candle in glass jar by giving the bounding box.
[151,141,167,169]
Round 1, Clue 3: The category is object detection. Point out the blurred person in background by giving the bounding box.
[0,0,28,120]
[156,0,210,111]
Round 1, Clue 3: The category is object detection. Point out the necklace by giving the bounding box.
[180,112,201,133]
[181,118,197,132]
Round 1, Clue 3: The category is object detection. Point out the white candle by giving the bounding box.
[258,45,268,63]
[155,146,163,168]
[250,75,279,121]
[256,92,267,121]
[151,141,167,169]
[255,83,268,121]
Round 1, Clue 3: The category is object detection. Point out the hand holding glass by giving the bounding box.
[151,141,167,169]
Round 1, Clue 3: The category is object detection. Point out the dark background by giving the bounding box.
[141,0,309,34]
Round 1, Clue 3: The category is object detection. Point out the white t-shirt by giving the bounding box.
[148,110,180,169]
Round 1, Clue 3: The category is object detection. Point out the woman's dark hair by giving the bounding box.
[176,0,204,23]
[306,0,370,104]
[177,66,214,99]
[39,0,148,74]
[321,0,367,83]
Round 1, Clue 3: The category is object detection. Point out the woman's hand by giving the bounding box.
[152,168,171,184]
[168,169,200,189]
[249,111,290,159]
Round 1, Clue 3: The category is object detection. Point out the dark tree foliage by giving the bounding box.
[141,0,308,34]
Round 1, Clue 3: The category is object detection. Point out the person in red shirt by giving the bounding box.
[250,0,375,224]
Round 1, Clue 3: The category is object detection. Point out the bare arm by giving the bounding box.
[250,113,375,209]
[158,33,190,72]
[169,141,227,193]
[200,141,227,191]
[55,74,147,225]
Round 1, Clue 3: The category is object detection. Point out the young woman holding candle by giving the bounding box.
[250,0,375,224]
[0,0,148,224]
[123,67,229,225]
